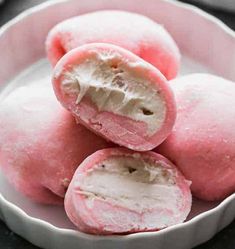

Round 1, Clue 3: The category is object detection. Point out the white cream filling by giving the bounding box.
[77,157,179,213]
[61,53,166,135]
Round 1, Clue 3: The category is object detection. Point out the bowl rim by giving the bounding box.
[0,0,235,241]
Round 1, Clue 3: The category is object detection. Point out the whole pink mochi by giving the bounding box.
[52,43,176,151]
[65,148,192,235]
[156,74,235,201]
[46,10,180,80]
[0,85,111,205]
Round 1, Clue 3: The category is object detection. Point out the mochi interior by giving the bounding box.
[61,51,166,135]
[78,155,181,215]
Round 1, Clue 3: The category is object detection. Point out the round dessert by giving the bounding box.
[52,43,176,151]
[65,148,192,235]
[0,85,111,205]
[156,74,235,201]
[46,10,180,80]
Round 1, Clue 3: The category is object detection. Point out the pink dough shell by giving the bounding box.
[0,85,111,205]
[156,73,235,201]
[46,10,180,80]
[52,43,176,151]
[65,148,192,235]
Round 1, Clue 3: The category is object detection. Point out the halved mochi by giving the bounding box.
[65,148,192,234]
[46,10,180,80]
[52,43,176,151]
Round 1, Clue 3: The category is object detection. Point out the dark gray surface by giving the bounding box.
[0,0,235,248]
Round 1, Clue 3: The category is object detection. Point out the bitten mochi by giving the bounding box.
[0,85,111,205]
[46,10,180,80]
[65,148,192,234]
[156,74,235,201]
[52,43,176,151]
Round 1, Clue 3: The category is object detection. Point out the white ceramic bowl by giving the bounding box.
[0,0,235,248]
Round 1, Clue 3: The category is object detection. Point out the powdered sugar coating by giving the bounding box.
[46,10,180,80]
[156,74,235,201]
[0,85,111,204]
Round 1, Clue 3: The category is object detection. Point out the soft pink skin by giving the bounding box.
[156,74,235,201]
[46,10,180,80]
[65,148,192,235]
[53,43,176,151]
[0,85,111,205]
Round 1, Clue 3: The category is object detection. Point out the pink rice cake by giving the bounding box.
[65,148,192,235]
[0,85,111,205]
[52,43,176,151]
[46,10,180,80]
[156,74,235,201]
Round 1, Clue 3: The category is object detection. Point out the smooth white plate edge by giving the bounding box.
[0,0,234,248]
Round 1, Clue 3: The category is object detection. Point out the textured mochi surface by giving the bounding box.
[156,74,235,201]
[46,10,180,80]
[52,43,176,151]
[65,148,192,235]
[0,85,111,205]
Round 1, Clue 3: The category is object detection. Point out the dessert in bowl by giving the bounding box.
[0,0,235,248]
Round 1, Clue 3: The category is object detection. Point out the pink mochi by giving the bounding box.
[0,85,111,205]
[52,43,176,151]
[156,74,235,201]
[65,148,192,235]
[46,10,180,80]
